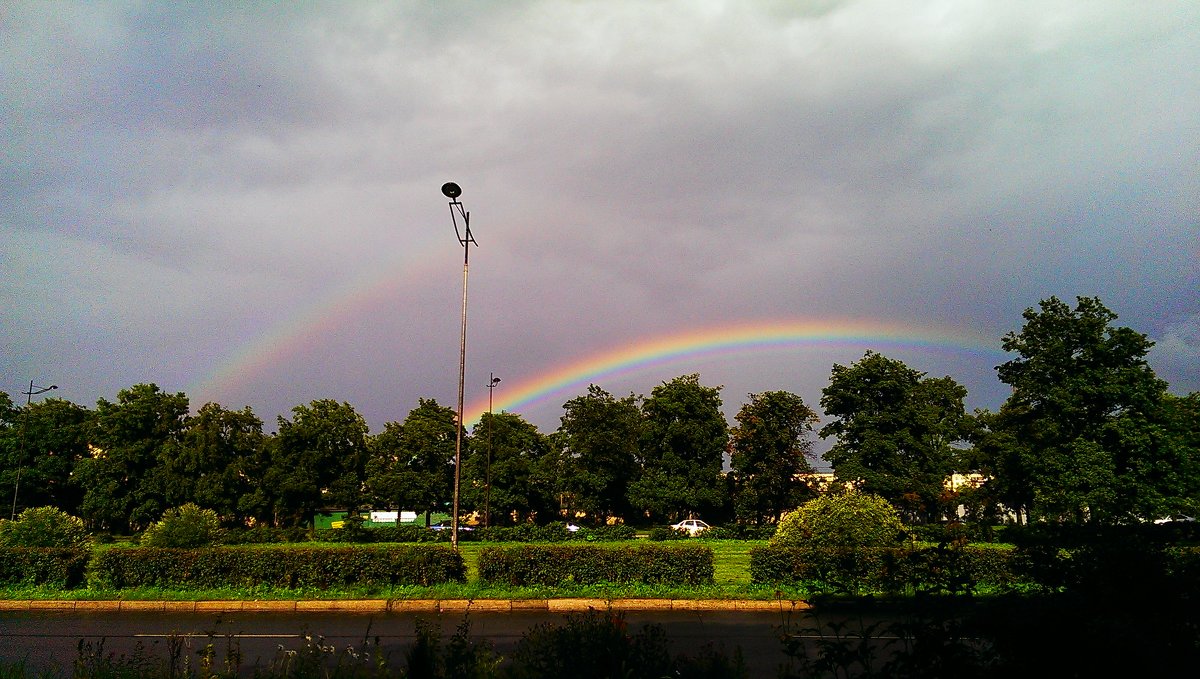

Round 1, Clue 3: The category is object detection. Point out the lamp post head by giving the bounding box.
[491,377,501,386]
[441,182,462,199]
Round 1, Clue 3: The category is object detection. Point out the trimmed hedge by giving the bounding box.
[314,523,638,544]
[750,544,1017,594]
[478,544,714,586]
[0,547,91,588]
[698,524,776,541]
[89,545,465,589]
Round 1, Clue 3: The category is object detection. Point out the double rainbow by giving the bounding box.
[463,319,999,425]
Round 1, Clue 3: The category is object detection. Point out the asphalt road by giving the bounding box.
[0,608,833,676]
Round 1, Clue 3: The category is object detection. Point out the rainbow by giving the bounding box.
[463,319,999,425]
[188,250,444,404]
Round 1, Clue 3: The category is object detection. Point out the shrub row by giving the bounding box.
[89,545,465,589]
[0,547,91,587]
[750,544,1018,594]
[312,523,639,544]
[750,544,1200,596]
[478,544,714,586]
[697,524,777,541]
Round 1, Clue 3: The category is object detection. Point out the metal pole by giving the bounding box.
[443,182,474,550]
[10,381,56,521]
[484,373,499,528]
[452,242,468,549]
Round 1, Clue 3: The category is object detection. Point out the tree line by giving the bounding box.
[2,296,1197,532]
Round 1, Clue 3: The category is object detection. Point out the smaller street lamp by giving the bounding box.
[10,381,58,521]
[484,374,501,528]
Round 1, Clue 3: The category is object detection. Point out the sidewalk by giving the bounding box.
[0,598,809,613]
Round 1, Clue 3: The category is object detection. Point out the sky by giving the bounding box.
[3,1,1198,439]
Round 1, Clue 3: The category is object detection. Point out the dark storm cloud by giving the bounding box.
[3,1,1197,430]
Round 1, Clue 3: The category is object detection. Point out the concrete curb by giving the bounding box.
[0,598,809,613]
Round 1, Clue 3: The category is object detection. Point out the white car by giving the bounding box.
[670,519,711,536]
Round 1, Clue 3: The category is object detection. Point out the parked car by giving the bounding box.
[429,520,474,531]
[670,519,711,536]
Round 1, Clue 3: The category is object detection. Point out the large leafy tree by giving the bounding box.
[556,385,642,523]
[75,384,189,532]
[729,390,819,525]
[167,403,267,525]
[995,296,1179,523]
[463,411,554,525]
[364,398,458,525]
[820,352,969,522]
[269,399,370,527]
[1,398,94,517]
[628,374,728,522]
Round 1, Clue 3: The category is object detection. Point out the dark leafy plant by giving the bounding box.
[140,503,223,548]
[0,506,91,548]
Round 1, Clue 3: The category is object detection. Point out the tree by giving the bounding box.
[556,385,642,523]
[463,412,553,525]
[966,404,1037,524]
[365,398,458,525]
[628,374,728,522]
[995,296,1177,523]
[75,384,189,532]
[168,403,266,525]
[1,397,93,517]
[269,399,370,527]
[820,352,969,522]
[729,391,819,525]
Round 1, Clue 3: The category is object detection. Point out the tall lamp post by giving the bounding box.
[443,182,475,549]
[484,374,500,528]
[10,381,57,521]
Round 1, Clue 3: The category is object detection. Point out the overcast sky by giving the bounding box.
[3,1,1198,436]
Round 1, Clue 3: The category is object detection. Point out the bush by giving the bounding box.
[478,544,714,586]
[89,545,466,589]
[647,527,689,541]
[771,492,907,548]
[0,547,90,587]
[141,503,224,548]
[0,506,91,548]
[749,544,1018,594]
[224,524,288,545]
[698,523,776,541]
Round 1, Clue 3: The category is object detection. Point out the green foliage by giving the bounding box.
[1,398,93,517]
[697,523,776,541]
[0,506,91,547]
[749,544,1017,594]
[364,399,458,524]
[628,374,728,521]
[729,390,819,525]
[994,296,1175,523]
[647,526,689,541]
[75,383,190,533]
[463,411,556,526]
[0,547,90,587]
[270,399,371,527]
[820,352,969,522]
[140,503,224,548]
[557,385,643,522]
[478,544,714,586]
[88,545,466,589]
[168,403,267,526]
[772,492,907,548]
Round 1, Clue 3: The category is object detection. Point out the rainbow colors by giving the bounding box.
[463,319,998,425]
